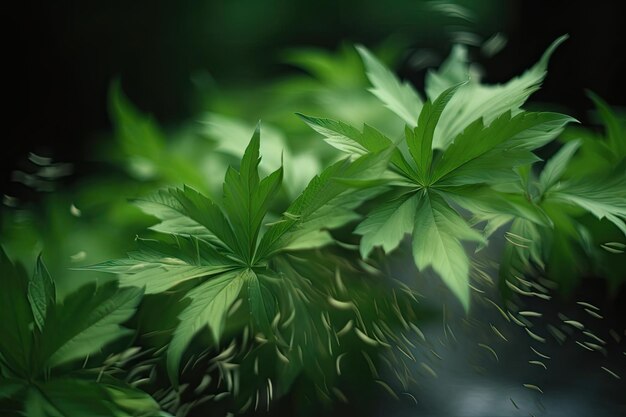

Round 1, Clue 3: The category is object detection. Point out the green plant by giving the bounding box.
[0,248,161,416]
[3,34,625,416]
[298,36,590,309]
[82,126,428,411]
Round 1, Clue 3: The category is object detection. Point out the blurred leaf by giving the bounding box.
[539,139,581,192]
[356,45,423,126]
[548,176,626,235]
[430,35,568,149]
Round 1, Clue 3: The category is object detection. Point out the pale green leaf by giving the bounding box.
[411,192,484,310]
[548,176,626,235]
[425,44,469,100]
[298,113,417,180]
[356,45,423,126]
[132,189,217,241]
[355,193,418,258]
[432,35,568,149]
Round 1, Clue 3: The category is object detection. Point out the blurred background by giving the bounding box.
[3,1,625,416]
[5,0,626,185]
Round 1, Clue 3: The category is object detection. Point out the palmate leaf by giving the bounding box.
[358,36,567,151]
[0,250,158,416]
[304,40,576,310]
[444,185,553,235]
[132,186,240,252]
[39,282,143,369]
[167,269,247,383]
[411,192,485,310]
[170,186,240,254]
[94,124,396,386]
[356,45,423,126]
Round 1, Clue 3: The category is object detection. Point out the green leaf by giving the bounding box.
[407,83,463,183]
[298,114,372,154]
[222,124,283,262]
[103,380,162,416]
[0,247,33,377]
[433,111,574,184]
[81,237,237,294]
[425,45,469,100]
[109,80,166,168]
[297,113,417,179]
[411,192,484,310]
[0,378,25,400]
[548,176,626,235]
[132,190,213,239]
[431,35,568,149]
[586,90,626,159]
[24,378,159,417]
[257,149,391,258]
[167,269,246,383]
[539,139,582,192]
[356,45,423,126]
[444,186,552,233]
[355,192,418,258]
[26,382,113,417]
[246,272,275,335]
[27,254,56,332]
[40,282,143,369]
[170,186,240,253]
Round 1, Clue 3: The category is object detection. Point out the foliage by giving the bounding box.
[0,248,162,417]
[300,36,591,309]
[2,34,625,416]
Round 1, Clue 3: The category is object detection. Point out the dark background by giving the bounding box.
[4,0,625,189]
